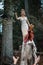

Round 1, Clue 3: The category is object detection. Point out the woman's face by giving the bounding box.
[21,9,26,16]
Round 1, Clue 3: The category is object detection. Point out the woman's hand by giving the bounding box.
[15,12,17,15]
[15,12,19,20]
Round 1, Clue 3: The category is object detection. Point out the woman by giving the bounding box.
[15,9,30,42]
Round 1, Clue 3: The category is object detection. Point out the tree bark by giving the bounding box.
[2,19,13,57]
[1,0,14,64]
[24,0,29,17]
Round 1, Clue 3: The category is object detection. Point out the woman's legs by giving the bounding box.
[33,56,40,65]
[22,29,28,42]
[22,31,28,44]
[20,30,28,65]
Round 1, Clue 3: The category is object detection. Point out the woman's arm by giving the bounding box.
[15,12,20,20]
[26,18,34,28]
[26,17,30,26]
[26,19,30,26]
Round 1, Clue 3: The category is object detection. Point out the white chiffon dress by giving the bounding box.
[17,17,29,36]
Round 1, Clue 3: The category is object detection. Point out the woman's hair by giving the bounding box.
[21,9,25,12]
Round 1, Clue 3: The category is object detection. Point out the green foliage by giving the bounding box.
[28,0,41,18]
[13,0,24,50]
[13,21,22,50]
[28,16,43,37]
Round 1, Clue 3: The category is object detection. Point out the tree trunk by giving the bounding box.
[1,0,14,64]
[2,19,13,56]
[24,0,29,17]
